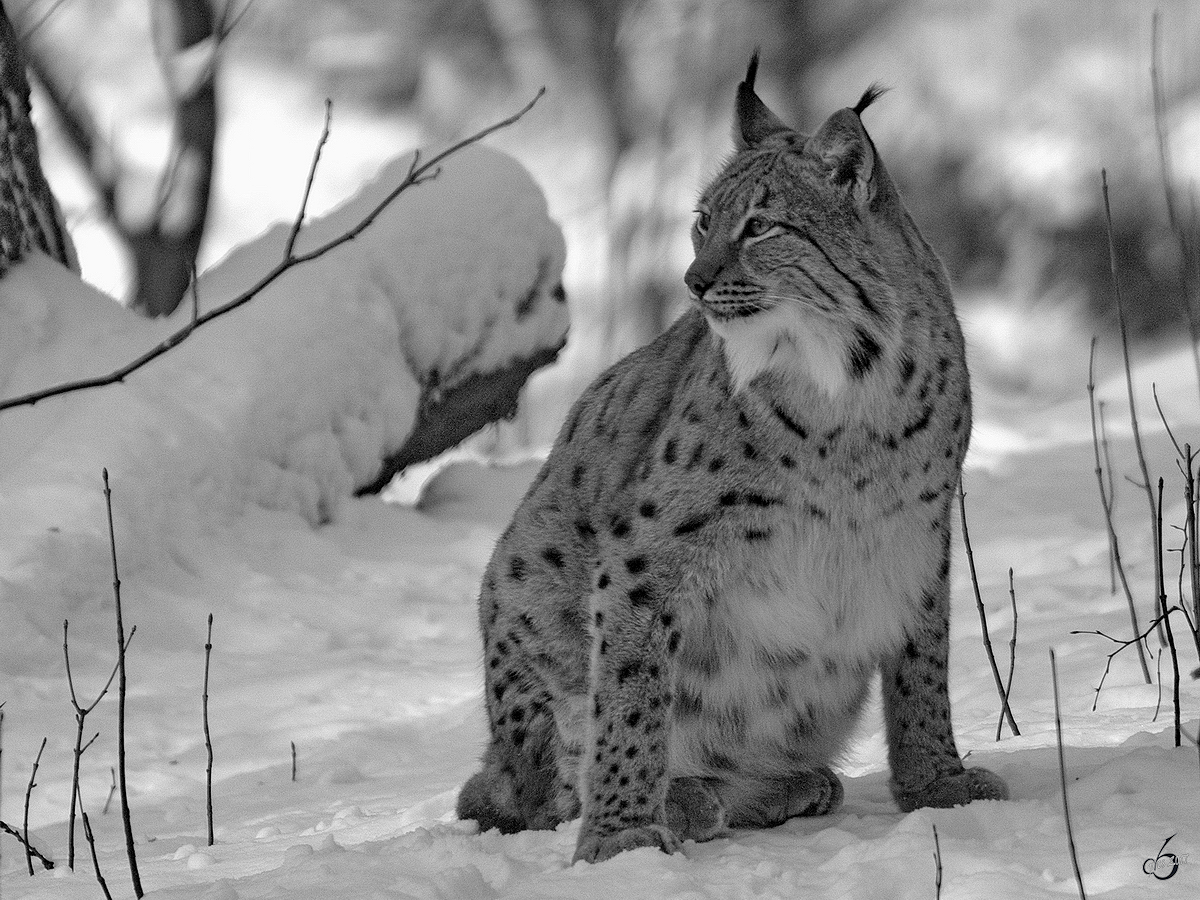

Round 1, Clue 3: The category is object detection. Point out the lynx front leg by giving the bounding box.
[882,525,1007,812]
[573,564,681,864]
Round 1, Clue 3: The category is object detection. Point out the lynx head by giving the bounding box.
[686,54,937,398]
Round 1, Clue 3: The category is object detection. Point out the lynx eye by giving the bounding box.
[741,216,775,239]
[694,209,711,235]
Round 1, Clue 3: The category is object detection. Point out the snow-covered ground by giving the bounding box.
[4,113,1200,900]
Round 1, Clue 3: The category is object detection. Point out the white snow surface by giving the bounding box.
[2,156,1200,895]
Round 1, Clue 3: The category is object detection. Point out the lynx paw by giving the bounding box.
[573,823,680,864]
[893,767,1008,813]
[665,777,727,842]
[727,766,844,829]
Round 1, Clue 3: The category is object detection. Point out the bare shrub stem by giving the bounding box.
[1087,337,1152,682]
[23,737,47,875]
[996,568,1020,740]
[104,470,143,897]
[102,767,116,815]
[1097,400,1117,593]
[0,820,53,871]
[80,807,113,900]
[958,484,1020,737]
[1049,649,1088,900]
[932,823,943,899]
[64,618,133,868]
[1157,478,1183,746]
[1102,170,1168,648]
[203,613,214,846]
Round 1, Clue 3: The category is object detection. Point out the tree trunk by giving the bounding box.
[129,0,219,316]
[0,4,75,278]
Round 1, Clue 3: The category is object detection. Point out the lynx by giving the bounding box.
[456,55,1007,864]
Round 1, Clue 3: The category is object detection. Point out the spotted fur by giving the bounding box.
[456,54,1006,865]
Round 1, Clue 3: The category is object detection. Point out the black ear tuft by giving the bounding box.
[734,50,787,149]
[852,83,888,117]
[742,50,761,91]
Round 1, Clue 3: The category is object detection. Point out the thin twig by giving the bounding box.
[24,737,48,875]
[1049,649,1088,900]
[1158,478,1183,747]
[190,261,200,327]
[1151,384,1186,460]
[65,618,134,869]
[1189,444,1200,657]
[285,98,332,259]
[1097,399,1117,593]
[203,613,215,846]
[1150,11,1200,404]
[1088,337,1152,681]
[1071,611,1177,708]
[1153,386,1200,658]
[1072,601,1192,726]
[16,0,72,40]
[0,87,545,413]
[80,810,113,900]
[216,0,256,38]
[1,705,4,882]
[0,820,53,871]
[102,767,116,815]
[104,470,143,898]
[1099,409,1117,593]
[996,568,1020,740]
[958,484,1020,736]
[1102,171,1169,648]
[932,823,943,899]
[291,741,297,782]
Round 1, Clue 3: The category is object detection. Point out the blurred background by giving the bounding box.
[14,0,1200,447]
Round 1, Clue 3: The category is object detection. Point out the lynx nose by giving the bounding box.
[684,263,714,299]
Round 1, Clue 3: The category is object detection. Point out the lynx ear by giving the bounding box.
[734,52,788,149]
[805,100,878,202]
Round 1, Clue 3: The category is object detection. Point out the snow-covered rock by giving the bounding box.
[0,142,565,669]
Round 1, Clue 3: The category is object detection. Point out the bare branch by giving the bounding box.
[17,0,73,41]
[0,87,545,413]
[215,0,256,39]
[203,612,215,846]
[1157,478,1183,747]
[931,823,943,900]
[995,568,1020,741]
[105,469,143,897]
[1049,649,1088,900]
[1150,11,1200,404]
[1088,337,1152,682]
[23,58,119,217]
[64,617,134,868]
[285,98,333,259]
[0,819,53,870]
[24,737,48,875]
[80,809,113,900]
[958,484,1020,737]
[1102,169,1168,648]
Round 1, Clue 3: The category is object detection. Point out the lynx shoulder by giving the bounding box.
[456,54,1006,864]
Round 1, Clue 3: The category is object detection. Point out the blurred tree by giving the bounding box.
[0,1,74,277]
[23,0,229,316]
[478,0,896,353]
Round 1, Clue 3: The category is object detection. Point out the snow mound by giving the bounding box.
[0,143,566,668]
